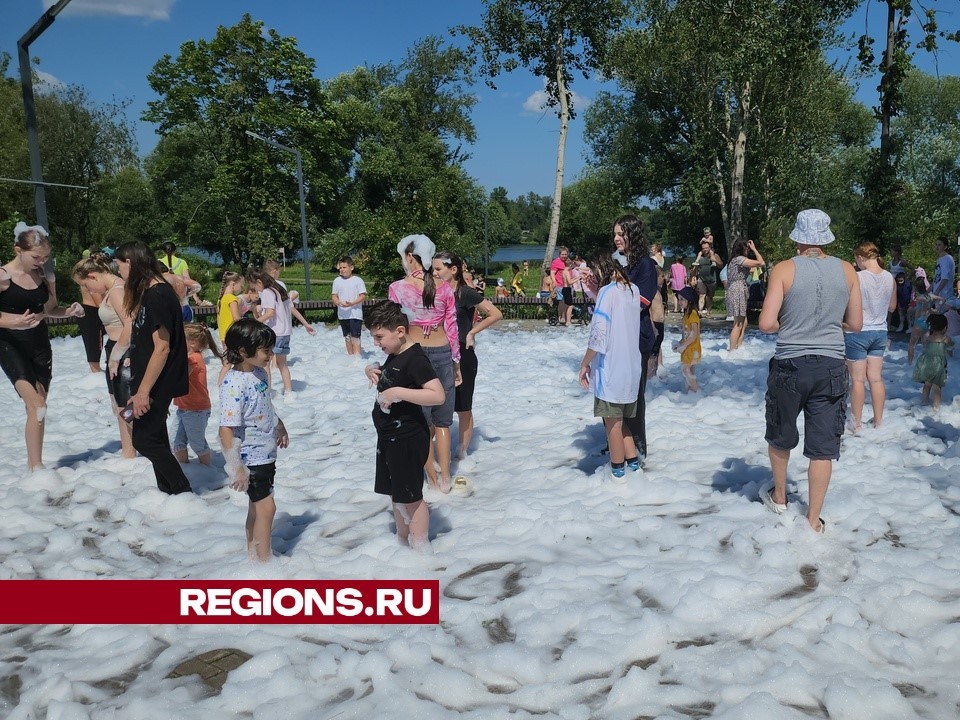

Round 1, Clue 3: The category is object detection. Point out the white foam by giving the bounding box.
[0,324,957,716]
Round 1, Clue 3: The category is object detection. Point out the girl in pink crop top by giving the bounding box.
[388,277,461,363]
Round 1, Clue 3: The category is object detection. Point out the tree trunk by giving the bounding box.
[542,41,569,271]
[879,0,896,168]
[711,153,730,254]
[728,81,750,256]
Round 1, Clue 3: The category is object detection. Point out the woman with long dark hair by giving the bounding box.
[246,268,295,395]
[432,250,502,462]
[112,240,191,494]
[726,238,765,351]
[613,214,658,465]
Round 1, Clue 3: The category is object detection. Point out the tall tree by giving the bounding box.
[588,0,863,256]
[321,38,485,291]
[143,14,349,266]
[886,68,960,266]
[0,53,138,257]
[456,0,627,268]
[855,0,959,246]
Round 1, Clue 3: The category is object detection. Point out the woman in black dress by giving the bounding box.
[0,223,83,471]
[112,241,191,494]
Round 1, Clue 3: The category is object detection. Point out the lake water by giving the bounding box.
[489,244,549,262]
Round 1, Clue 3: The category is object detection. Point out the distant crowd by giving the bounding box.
[2,218,957,554]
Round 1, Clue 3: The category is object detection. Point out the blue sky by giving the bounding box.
[3,0,958,199]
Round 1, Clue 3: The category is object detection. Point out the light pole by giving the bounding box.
[18,0,73,231]
[245,130,311,299]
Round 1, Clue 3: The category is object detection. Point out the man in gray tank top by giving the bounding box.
[757,209,862,534]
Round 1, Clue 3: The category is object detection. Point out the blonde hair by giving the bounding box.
[263,259,282,273]
[183,323,224,360]
[217,271,244,302]
[71,257,112,280]
[853,241,880,260]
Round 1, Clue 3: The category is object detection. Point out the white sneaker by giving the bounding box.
[760,483,787,515]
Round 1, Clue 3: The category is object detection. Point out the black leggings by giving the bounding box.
[132,393,192,495]
[78,304,104,363]
[624,352,650,458]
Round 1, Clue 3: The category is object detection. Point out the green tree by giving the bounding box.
[588,0,865,257]
[321,38,484,292]
[456,0,628,269]
[143,14,350,269]
[886,69,960,267]
[856,1,959,246]
[90,165,167,247]
[0,53,139,258]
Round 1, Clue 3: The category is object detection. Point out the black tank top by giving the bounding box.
[0,276,50,315]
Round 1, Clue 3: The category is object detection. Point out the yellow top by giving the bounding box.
[218,292,240,341]
[680,310,702,366]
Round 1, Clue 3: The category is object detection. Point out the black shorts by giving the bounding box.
[246,462,276,503]
[561,287,574,305]
[455,344,478,412]
[0,325,52,393]
[764,355,847,460]
[104,339,116,395]
[339,319,363,338]
[375,427,429,503]
[78,304,104,363]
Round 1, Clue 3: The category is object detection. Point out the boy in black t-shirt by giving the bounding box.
[363,301,445,552]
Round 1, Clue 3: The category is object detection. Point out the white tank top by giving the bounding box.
[856,269,894,332]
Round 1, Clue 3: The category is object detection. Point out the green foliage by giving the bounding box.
[586,0,869,256]
[143,14,350,265]
[318,38,485,291]
[456,0,627,121]
[0,53,139,257]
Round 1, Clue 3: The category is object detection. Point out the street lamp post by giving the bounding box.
[245,130,311,299]
[18,0,73,231]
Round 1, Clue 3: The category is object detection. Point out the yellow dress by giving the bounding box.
[680,311,702,365]
[218,292,239,341]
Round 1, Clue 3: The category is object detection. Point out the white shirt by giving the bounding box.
[934,254,956,300]
[260,286,292,337]
[332,275,367,320]
[587,281,642,404]
[854,269,895,332]
[219,367,277,466]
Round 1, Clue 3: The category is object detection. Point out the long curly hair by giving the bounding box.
[615,214,649,273]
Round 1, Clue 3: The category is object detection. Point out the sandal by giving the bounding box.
[814,518,826,534]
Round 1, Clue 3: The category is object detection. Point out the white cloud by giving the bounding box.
[521,86,591,114]
[34,69,65,93]
[43,0,174,20]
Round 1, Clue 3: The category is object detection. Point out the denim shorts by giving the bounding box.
[273,335,291,356]
[171,409,211,456]
[844,330,887,360]
[420,344,456,428]
[765,355,847,460]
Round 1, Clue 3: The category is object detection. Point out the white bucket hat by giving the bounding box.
[397,234,435,268]
[789,209,834,246]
